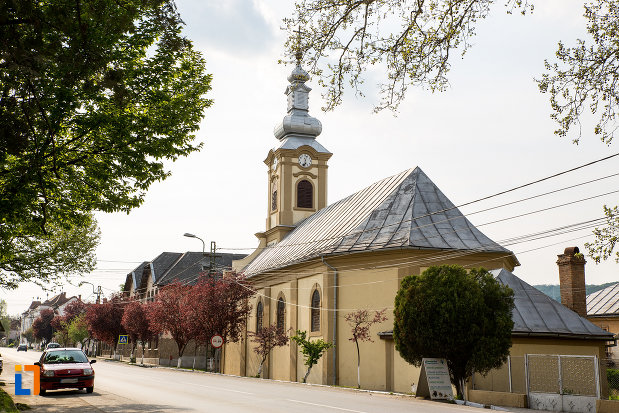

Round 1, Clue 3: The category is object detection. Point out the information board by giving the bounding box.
[415,358,453,400]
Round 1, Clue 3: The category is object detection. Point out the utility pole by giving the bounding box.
[209,241,218,276]
[95,286,102,304]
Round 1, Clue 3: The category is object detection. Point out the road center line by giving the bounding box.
[286,399,368,413]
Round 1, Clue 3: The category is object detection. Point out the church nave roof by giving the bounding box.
[243,167,515,276]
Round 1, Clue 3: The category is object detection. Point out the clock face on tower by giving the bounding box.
[298,154,312,168]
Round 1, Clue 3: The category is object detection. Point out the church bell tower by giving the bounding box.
[260,59,332,245]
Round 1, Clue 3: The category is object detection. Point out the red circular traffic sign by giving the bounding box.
[210,334,224,348]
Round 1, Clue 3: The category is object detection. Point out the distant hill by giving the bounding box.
[533,282,618,303]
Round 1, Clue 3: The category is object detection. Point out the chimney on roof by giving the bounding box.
[557,246,587,317]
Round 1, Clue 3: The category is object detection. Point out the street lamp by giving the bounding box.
[183,233,205,255]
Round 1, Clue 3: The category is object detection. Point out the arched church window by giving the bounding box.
[256,301,263,331]
[311,289,320,332]
[297,180,313,208]
[277,297,285,330]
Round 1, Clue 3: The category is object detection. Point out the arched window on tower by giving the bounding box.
[277,297,286,330]
[297,180,313,208]
[271,181,277,211]
[311,289,320,332]
[256,301,263,331]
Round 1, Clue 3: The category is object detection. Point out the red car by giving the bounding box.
[35,348,96,395]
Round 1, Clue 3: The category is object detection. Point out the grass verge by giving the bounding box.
[0,387,19,412]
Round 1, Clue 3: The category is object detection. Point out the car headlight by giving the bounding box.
[82,368,93,375]
[42,370,54,377]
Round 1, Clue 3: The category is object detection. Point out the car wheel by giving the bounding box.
[86,386,94,394]
[39,389,46,396]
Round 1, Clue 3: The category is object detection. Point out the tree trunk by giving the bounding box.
[141,342,146,365]
[356,341,361,389]
[303,365,312,383]
[177,343,186,368]
[257,359,265,378]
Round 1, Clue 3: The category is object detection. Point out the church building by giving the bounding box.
[225,60,521,392]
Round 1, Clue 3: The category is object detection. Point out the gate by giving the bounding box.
[526,355,599,413]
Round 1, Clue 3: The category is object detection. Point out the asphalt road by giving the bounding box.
[0,347,491,412]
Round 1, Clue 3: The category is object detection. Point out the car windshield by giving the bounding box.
[43,350,88,364]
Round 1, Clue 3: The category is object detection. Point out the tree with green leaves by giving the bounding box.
[585,205,619,263]
[0,0,212,289]
[22,327,34,345]
[284,0,617,144]
[283,0,531,112]
[393,265,514,399]
[291,330,333,383]
[67,313,89,349]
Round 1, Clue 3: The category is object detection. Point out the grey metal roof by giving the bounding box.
[244,167,513,276]
[129,261,149,291]
[277,136,331,154]
[587,283,619,316]
[273,63,322,140]
[156,251,247,286]
[492,269,614,340]
[150,252,183,283]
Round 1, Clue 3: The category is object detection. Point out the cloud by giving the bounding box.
[177,0,277,56]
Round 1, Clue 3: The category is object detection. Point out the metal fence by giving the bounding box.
[472,355,603,397]
[527,355,598,397]
[604,358,619,400]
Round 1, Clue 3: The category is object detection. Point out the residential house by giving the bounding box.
[587,282,619,360]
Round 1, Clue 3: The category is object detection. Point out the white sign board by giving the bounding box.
[418,358,453,400]
[210,335,224,348]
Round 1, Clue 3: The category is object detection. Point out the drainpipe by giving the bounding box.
[321,256,337,386]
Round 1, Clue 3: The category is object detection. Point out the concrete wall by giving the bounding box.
[468,390,527,408]
[597,399,619,413]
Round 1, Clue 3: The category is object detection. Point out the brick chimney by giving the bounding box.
[556,246,587,317]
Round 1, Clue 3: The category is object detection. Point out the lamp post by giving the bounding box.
[183,232,208,371]
[183,233,205,256]
[79,281,102,304]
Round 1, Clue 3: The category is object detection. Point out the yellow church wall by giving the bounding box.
[243,291,265,378]
[237,248,515,389]
[269,280,293,381]
[296,274,325,384]
[392,343,422,394]
[222,339,244,376]
[335,265,398,391]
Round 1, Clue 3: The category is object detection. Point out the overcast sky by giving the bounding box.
[4,0,618,315]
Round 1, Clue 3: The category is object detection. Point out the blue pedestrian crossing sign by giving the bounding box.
[118,335,129,344]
